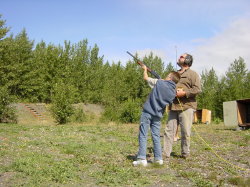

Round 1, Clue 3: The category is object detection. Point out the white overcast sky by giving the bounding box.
[1,0,250,76]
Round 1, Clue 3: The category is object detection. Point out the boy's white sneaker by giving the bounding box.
[154,159,163,165]
[132,159,148,167]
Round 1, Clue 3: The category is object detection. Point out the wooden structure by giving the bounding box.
[223,98,250,128]
[193,109,211,124]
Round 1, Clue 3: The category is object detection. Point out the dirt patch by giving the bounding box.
[73,103,104,116]
[0,172,16,187]
[12,103,55,125]
[11,103,104,125]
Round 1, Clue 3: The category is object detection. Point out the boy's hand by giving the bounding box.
[176,87,186,98]
[142,64,149,80]
[141,64,147,71]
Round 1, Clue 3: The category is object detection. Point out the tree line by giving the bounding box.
[0,15,250,123]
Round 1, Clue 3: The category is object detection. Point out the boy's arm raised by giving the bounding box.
[142,65,158,88]
[142,65,149,81]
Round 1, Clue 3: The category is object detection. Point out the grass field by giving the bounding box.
[0,121,249,187]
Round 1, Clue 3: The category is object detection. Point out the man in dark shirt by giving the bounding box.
[133,65,180,166]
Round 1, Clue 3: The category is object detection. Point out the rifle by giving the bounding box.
[126,51,161,79]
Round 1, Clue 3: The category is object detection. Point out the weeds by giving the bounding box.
[0,123,249,186]
[228,176,250,187]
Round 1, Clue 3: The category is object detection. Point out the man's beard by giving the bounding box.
[177,61,184,67]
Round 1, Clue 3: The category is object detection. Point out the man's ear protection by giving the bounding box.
[184,54,193,67]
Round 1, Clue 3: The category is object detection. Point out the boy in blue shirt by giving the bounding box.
[133,65,180,166]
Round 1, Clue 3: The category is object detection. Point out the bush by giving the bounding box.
[213,117,222,124]
[70,107,86,123]
[0,87,17,123]
[118,98,141,123]
[50,83,75,124]
[101,98,142,123]
[101,104,120,122]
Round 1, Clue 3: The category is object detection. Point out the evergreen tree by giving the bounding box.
[99,62,124,121]
[71,39,90,103]
[86,44,105,103]
[214,76,227,119]
[0,16,17,123]
[101,62,125,105]
[31,41,50,102]
[0,15,10,85]
[224,57,248,100]
[163,62,175,78]
[0,29,34,98]
[0,15,9,40]
[14,29,40,101]
[197,68,219,119]
[123,60,145,101]
[245,72,250,98]
[47,44,64,102]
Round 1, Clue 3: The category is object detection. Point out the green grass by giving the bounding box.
[0,122,249,186]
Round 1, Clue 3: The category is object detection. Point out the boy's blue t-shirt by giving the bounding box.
[143,79,176,118]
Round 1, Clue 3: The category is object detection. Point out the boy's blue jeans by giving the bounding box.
[137,111,162,161]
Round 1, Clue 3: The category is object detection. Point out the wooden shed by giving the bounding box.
[223,98,250,128]
[193,109,212,124]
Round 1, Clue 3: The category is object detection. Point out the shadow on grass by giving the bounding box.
[215,126,250,131]
[127,154,137,161]
[126,153,153,161]
[170,152,180,158]
[127,148,184,161]
[126,147,155,161]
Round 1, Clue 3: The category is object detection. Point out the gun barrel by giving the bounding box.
[126,51,161,79]
[126,51,151,71]
[126,51,140,62]
[126,51,135,58]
